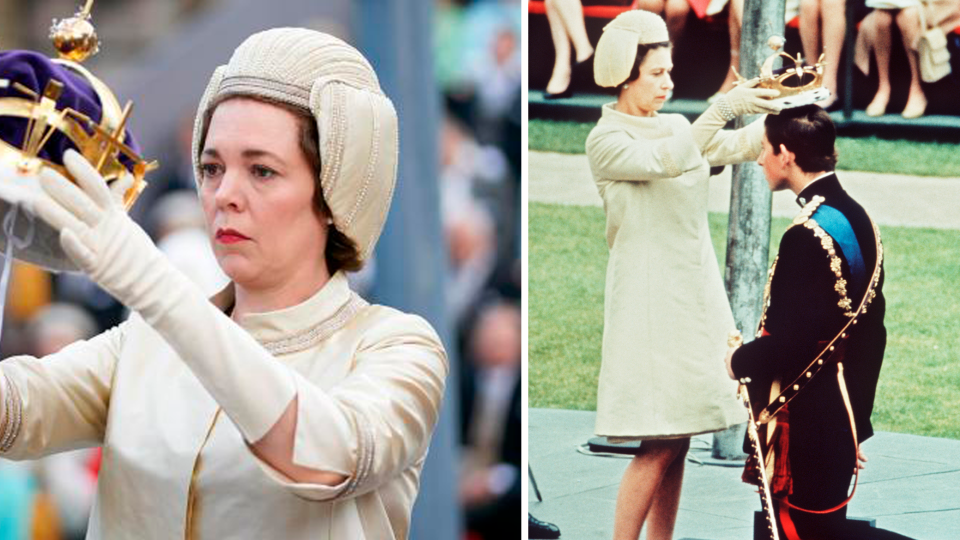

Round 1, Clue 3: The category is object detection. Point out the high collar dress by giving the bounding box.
[0,272,447,539]
[585,103,762,439]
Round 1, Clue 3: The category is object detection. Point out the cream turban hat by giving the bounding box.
[192,28,398,263]
[594,10,670,88]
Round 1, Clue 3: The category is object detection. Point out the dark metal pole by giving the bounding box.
[355,1,461,539]
[712,0,786,461]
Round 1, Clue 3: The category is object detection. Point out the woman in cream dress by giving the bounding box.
[586,11,781,540]
[0,29,447,539]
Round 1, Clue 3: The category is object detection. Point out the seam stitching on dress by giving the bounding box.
[659,141,680,177]
[343,91,379,230]
[0,371,23,453]
[341,408,375,497]
[262,295,369,355]
[219,76,312,102]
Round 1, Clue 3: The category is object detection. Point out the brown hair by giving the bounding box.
[621,41,672,89]
[198,95,363,273]
[764,104,838,173]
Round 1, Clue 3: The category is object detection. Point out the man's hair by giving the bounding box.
[764,104,838,173]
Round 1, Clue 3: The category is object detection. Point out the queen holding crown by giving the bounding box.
[585,10,783,539]
[0,6,447,539]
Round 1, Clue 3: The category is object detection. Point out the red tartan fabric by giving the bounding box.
[770,405,792,496]
[740,404,792,497]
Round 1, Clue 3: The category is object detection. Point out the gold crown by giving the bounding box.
[0,0,156,209]
[734,36,827,103]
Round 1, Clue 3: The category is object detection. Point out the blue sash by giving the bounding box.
[812,204,866,289]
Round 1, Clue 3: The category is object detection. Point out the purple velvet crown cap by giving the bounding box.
[0,50,140,168]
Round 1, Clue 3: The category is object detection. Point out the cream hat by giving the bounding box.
[192,28,398,263]
[594,10,670,88]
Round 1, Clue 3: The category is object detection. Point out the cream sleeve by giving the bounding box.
[585,124,703,181]
[28,156,448,500]
[249,310,448,501]
[691,109,765,167]
[0,325,122,460]
[94,227,447,500]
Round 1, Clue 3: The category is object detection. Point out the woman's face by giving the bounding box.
[198,98,328,290]
[621,47,674,117]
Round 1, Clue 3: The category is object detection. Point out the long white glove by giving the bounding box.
[28,150,297,443]
[691,78,782,153]
[722,77,784,117]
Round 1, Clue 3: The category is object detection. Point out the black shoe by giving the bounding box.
[529,513,561,539]
[544,50,582,100]
[543,87,573,100]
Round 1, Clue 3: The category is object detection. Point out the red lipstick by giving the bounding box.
[215,228,250,244]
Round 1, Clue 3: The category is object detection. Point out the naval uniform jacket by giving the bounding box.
[731,173,886,510]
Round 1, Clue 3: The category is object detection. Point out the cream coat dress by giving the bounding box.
[0,272,447,539]
[586,103,761,439]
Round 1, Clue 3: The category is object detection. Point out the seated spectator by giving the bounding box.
[439,116,502,325]
[798,0,846,108]
[859,1,926,117]
[542,0,689,98]
[460,300,521,540]
[543,0,596,98]
[856,0,960,118]
[640,0,692,42]
[712,0,745,99]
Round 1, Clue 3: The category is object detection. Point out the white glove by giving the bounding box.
[721,78,783,118]
[691,78,780,154]
[29,150,296,442]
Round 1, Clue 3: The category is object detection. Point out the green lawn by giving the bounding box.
[529,202,960,440]
[529,119,960,178]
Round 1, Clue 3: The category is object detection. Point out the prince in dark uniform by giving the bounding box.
[724,105,912,540]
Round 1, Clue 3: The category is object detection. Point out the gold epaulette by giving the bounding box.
[786,196,858,317]
[792,195,825,226]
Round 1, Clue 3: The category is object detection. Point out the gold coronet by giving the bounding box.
[1,0,155,209]
[734,36,827,101]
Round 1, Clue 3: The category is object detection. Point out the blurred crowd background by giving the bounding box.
[0,1,521,539]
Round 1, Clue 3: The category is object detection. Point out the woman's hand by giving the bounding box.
[29,150,155,304]
[30,150,302,465]
[724,347,738,380]
[725,330,741,380]
[721,78,783,118]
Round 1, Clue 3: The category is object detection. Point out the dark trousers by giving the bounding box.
[773,429,914,540]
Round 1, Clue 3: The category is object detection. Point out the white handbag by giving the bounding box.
[918,1,952,83]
